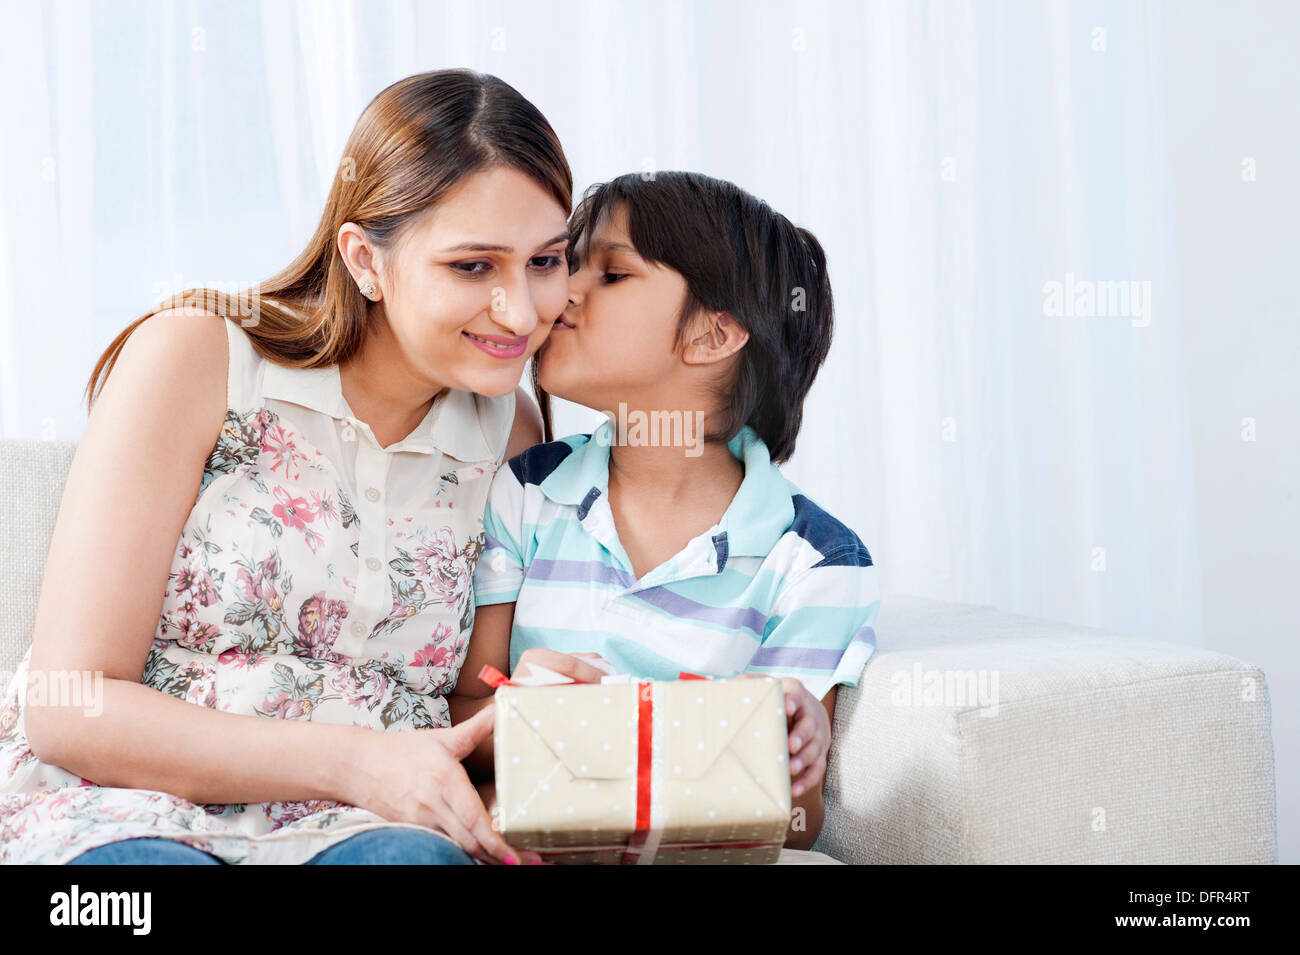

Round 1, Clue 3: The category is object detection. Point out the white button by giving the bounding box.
[350,622,365,637]
[366,557,381,571]
[365,487,381,502]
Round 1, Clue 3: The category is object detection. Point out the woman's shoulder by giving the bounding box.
[134,305,230,349]
[138,308,256,411]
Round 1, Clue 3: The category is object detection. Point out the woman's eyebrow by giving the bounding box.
[437,231,570,254]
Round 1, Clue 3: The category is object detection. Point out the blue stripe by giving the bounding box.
[508,439,574,487]
[527,558,637,588]
[749,626,875,670]
[791,494,874,567]
[749,645,843,669]
[628,587,769,638]
[712,532,729,573]
[576,486,601,521]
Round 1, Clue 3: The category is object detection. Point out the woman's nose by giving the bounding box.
[490,279,539,337]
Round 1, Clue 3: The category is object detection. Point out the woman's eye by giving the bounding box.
[530,254,565,271]
[451,261,491,276]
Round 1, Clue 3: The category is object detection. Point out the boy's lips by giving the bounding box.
[554,316,576,329]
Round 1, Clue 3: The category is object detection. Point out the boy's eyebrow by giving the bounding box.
[437,231,570,254]
[587,240,639,257]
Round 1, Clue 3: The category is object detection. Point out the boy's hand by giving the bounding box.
[738,674,831,798]
[512,648,611,684]
[779,678,831,797]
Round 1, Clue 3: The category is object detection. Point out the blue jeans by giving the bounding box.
[67,828,477,865]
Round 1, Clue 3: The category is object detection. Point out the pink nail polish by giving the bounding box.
[504,855,518,865]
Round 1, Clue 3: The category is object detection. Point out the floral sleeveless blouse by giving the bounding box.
[0,319,514,864]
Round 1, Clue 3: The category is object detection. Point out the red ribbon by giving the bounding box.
[488,667,773,864]
[620,681,656,864]
[477,664,514,688]
[536,839,786,859]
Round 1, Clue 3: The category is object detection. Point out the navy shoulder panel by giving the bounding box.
[507,438,575,487]
[790,494,874,568]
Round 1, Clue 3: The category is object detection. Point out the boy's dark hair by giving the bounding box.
[533,171,833,464]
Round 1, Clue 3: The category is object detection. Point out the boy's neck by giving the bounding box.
[606,438,744,508]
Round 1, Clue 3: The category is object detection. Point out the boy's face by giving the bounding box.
[538,204,691,414]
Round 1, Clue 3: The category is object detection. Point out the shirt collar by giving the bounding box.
[261,360,503,462]
[538,419,795,558]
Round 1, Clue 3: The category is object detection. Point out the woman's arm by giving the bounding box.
[22,309,368,802]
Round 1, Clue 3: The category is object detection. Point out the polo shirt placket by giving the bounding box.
[338,428,396,658]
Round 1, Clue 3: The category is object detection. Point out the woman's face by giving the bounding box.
[364,165,571,398]
[538,203,690,413]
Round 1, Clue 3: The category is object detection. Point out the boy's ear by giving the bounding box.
[683,311,749,366]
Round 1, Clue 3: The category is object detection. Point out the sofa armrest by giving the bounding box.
[814,595,1278,864]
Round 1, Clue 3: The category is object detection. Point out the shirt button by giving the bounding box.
[365,487,381,502]
[350,622,365,637]
[366,557,381,571]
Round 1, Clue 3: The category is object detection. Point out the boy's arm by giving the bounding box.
[448,601,517,782]
[743,555,880,850]
[449,455,530,781]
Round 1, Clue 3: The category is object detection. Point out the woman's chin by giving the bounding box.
[462,366,526,399]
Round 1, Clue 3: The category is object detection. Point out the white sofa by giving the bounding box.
[0,439,1279,863]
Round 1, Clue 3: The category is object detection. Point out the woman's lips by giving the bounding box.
[463,330,527,359]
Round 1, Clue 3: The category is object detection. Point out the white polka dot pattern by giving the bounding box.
[492,676,790,864]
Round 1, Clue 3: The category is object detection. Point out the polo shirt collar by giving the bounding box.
[538,418,794,559]
[261,360,499,462]
[718,425,796,557]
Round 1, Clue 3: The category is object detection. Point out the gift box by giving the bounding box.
[486,668,792,864]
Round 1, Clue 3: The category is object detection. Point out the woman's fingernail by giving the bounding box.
[790,736,802,750]
[504,855,518,865]
[529,859,542,865]
[791,760,802,774]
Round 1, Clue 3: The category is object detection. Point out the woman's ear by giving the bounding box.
[683,311,749,366]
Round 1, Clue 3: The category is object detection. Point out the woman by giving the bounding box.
[0,69,570,865]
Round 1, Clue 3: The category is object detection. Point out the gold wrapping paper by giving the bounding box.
[493,676,791,864]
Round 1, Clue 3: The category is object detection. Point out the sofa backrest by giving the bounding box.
[0,439,78,678]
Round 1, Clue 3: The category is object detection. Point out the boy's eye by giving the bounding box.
[602,273,627,284]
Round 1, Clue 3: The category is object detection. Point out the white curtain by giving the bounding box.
[0,0,1201,647]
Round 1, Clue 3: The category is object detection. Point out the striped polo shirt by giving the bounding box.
[473,419,879,700]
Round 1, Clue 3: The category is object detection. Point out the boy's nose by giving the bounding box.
[566,274,585,307]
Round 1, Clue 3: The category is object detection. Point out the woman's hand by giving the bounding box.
[343,706,541,865]
[512,647,612,684]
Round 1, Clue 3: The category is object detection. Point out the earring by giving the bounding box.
[360,281,378,300]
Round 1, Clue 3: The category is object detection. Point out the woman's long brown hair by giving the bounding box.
[84,69,572,414]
